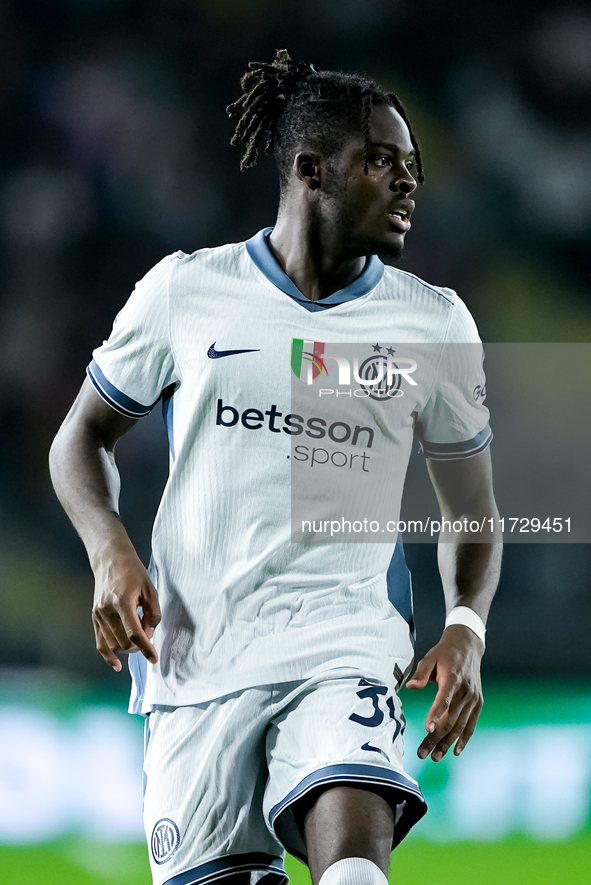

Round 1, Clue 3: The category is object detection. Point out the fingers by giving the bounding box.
[406,651,437,690]
[93,581,160,669]
[94,602,137,653]
[140,582,162,640]
[424,699,473,761]
[93,616,123,672]
[120,605,159,664]
[95,605,135,652]
[425,674,457,734]
[454,702,482,756]
[417,684,483,761]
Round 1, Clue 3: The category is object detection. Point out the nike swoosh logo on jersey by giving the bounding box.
[361,742,390,761]
[208,342,260,359]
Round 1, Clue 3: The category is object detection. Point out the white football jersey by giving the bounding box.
[88,229,491,713]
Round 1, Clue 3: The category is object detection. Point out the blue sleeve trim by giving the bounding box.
[162,853,286,885]
[423,422,493,461]
[87,359,155,418]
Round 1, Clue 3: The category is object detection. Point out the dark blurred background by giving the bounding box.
[1,0,590,688]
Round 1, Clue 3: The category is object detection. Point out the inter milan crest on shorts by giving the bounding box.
[151,818,180,864]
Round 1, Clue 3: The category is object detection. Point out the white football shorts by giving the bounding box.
[143,669,427,885]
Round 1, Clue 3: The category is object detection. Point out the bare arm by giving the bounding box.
[49,377,161,671]
[406,447,502,759]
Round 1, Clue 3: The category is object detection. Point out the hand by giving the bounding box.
[406,624,484,761]
[92,552,161,672]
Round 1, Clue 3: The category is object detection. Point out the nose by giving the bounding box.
[390,166,417,195]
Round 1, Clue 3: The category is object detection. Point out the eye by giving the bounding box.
[405,160,416,172]
[372,155,391,167]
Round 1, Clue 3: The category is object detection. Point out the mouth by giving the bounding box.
[388,208,412,232]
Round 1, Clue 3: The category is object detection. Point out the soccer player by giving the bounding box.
[50,51,502,885]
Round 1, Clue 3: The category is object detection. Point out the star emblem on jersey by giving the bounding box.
[208,342,260,359]
[151,818,180,864]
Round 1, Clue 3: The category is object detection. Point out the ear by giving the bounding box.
[294,152,322,191]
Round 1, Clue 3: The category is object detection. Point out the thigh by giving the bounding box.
[143,691,287,885]
[303,784,395,882]
[263,673,427,864]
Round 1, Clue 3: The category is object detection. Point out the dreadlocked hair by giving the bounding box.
[227,49,424,187]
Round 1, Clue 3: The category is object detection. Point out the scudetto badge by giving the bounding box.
[151,818,180,864]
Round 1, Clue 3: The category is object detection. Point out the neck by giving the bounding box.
[268,210,366,302]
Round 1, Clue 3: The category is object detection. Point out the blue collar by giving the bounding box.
[245,228,384,312]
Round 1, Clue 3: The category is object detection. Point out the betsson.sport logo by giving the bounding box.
[291,339,417,401]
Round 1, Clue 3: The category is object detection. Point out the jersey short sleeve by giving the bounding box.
[87,254,178,418]
[416,295,492,460]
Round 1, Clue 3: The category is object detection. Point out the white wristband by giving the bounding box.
[445,606,486,647]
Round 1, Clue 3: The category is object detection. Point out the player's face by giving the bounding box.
[323,104,417,259]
